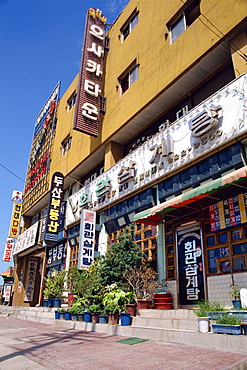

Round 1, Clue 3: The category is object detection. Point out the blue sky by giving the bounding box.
[0,0,129,283]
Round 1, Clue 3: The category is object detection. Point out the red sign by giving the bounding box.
[74,8,106,137]
[3,238,15,262]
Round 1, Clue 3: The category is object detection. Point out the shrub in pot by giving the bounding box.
[193,300,210,333]
[229,283,242,309]
[43,269,66,307]
[212,312,243,335]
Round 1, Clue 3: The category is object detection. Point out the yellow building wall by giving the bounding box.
[102,0,247,142]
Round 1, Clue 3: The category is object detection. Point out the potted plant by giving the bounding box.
[56,308,66,320]
[229,283,242,309]
[193,300,211,333]
[102,286,130,324]
[212,312,243,335]
[68,305,80,321]
[124,264,158,309]
[43,269,66,307]
[88,304,101,323]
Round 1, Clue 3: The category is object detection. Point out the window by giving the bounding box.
[169,0,200,43]
[61,136,71,156]
[119,64,139,94]
[121,11,138,41]
[67,92,77,112]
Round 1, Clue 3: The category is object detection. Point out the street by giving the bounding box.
[0,317,246,369]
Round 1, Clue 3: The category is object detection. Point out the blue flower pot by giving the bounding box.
[60,312,65,320]
[99,315,107,324]
[120,312,132,326]
[71,313,78,321]
[212,324,241,335]
[65,311,72,320]
[53,298,61,308]
[55,311,60,319]
[232,300,242,309]
[48,298,53,307]
[84,312,92,322]
[43,299,49,307]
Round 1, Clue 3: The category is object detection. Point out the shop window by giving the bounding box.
[219,233,228,243]
[233,242,247,254]
[206,235,215,246]
[67,92,77,112]
[168,0,200,43]
[220,260,231,272]
[119,63,139,94]
[208,247,229,273]
[121,11,138,41]
[233,257,246,271]
[165,222,175,280]
[232,229,242,240]
[61,136,72,156]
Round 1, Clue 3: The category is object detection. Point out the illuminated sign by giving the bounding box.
[44,172,64,246]
[74,8,106,137]
[78,210,96,269]
[8,203,22,238]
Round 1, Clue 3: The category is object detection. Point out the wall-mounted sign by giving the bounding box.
[47,243,66,267]
[11,190,22,202]
[66,74,247,226]
[73,8,106,137]
[44,172,64,246]
[13,221,39,256]
[78,210,96,270]
[176,223,205,305]
[209,192,247,232]
[24,257,38,302]
[8,202,22,238]
[3,238,15,262]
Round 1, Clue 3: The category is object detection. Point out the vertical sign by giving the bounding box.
[24,257,38,302]
[74,8,106,137]
[3,238,15,262]
[44,172,64,246]
[177,223,205,306]
[8,203,22,238]
[78,209,96,270]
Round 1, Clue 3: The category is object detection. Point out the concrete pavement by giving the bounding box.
[0,317,247,369]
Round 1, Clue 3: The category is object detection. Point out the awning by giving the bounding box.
[133,166,247,224]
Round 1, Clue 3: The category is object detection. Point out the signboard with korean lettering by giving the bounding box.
[78,210,96,270]
[209,193,247,232]
[74,8,106,137]
[24,257,38,302]
[4,285,12,303]
[176,223,205,305]
[11,190,22,202]
[3,238,15,262]
[44,172,64,246]
[8,202,22,238]
[47,243,66,268]
[13,221,39,256]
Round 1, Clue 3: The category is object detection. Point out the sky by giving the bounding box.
[0,0,129,284]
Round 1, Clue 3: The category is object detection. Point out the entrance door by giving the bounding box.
[176,222,205,306]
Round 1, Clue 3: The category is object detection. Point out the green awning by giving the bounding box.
[133,166,247,224]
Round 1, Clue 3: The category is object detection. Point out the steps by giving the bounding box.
[0,305,247,354]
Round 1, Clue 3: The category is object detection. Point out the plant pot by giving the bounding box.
[154,293,171,298]
[232,300,242,309]
[198,317,209,333]
[230,310,247,321]
[99,315,107,324]
[91,313,99,323]
[212,324,242,335]
[59,312,65,320]
[65,311,72,320]
[153,292,173,310]
[48,298,54,307]
[55,311,60,320]
[107,313,119,325]
[84,312,92,323]
[43,299,49,307]
[120,312,132,326]
[68,293,76,307]
[137,300,152,309]
[53,298,61,308]
[154,303,173,309]
[71,313,78,321]
[77,313,84,322]
[242,323,247,335]
[126,303,137,317]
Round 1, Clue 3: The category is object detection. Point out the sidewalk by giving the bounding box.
[0,317,247,369]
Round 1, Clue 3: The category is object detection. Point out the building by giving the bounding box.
[12,0,247,308]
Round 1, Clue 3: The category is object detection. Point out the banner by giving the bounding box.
[3,238,15,262]
[78,209,96,270]
[24,257,38,302]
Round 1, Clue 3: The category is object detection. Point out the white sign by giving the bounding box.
[66,74,247,226]
[13,221,39,255]
[78,210,96,270]
[24,257,38,302]
[3,238,15,262]
[11,190,22,202]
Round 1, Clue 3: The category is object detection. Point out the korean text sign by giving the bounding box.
[176,224,205,305]
[78,209,96,270]
[3,238,15,262]
[24,257,38,302]
[8,202,22,238]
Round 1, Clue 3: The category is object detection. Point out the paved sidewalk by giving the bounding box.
[0,317,247,370]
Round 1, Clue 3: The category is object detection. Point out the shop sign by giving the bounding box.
[176,224,205,305]
[73,8,106,137]
[78,210,96,270]
[3,238,15,262]
[11,190,22,202]
[18,269,24,293]
[13,221,39,255]
[8,202,22,238]
[47,243,66,267]
[66,74,247,226]
[4,285,12,302]
[209,192,247,232]
[24,257,38,302]
[44,172,64,246]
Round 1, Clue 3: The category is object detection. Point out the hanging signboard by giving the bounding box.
[176,223,205,306]
[24,257,38,302]
[44,172,64,246]
[78,209,96,270]
[47,242,66,268]
[13,221,39,256]
[8,202,22,238]
[3,238,15,262]
[11,190,22,202]
[73,8,106,137]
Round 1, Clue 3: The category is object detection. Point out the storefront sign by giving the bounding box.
[209,192,247,232]
[44,172,64,246]
[47,243,66,267]
[176,224,205,305]
[24,257,38,302]
[11,190,22,202]
[78,210,96,270]
[3,238,15,262]
[14,221,39,255]
[66,74,247,226]
[8,202,22,238]
[73,8,106,137]
[4,285,12,302]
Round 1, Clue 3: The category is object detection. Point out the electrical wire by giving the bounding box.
[0,163,25,183]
